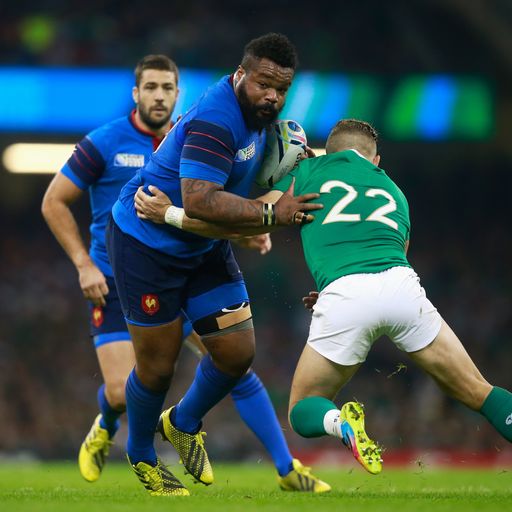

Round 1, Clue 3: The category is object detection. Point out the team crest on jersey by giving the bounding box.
[141,294,160,315]
[92,306,104,328]
[114,153,145,167]
[235,142,256,162]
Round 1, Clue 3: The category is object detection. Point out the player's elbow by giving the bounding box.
[41,190,65,224]
[181,178,222,221]
[41,191,54,221]
[182,194,213,221]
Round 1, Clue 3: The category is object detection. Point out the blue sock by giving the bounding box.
[231,371,293,476]
[97,384,122,438]
[173,356,240,434]
[125,369,166,465]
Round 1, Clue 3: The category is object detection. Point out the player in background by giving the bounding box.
[137,119,512,482]
[41,54,328,494]
[107,33,327,496]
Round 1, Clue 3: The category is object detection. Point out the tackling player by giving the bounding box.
[274,119,512,475]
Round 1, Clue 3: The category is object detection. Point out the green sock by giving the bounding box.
[480,386,512,442]
[290,396,338,438]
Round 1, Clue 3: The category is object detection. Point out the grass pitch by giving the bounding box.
[0,461,511,512]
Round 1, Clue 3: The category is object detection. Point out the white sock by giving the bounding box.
[323,408,343,439]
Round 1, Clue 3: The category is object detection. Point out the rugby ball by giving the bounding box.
[255,119,307,188]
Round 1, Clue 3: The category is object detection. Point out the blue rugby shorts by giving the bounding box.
[106,217,249,327]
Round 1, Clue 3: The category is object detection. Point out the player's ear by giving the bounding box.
[234,66,245,88]
[132,86,139,105]
[373,154,381,167]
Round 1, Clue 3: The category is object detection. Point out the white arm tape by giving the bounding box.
[164,205,185,229]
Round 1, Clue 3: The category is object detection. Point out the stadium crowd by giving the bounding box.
[1,0,510,75]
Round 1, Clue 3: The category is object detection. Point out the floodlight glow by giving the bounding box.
[3,143,74,174]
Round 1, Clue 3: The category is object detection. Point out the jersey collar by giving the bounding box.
[348,148,367,160]
[129,109,172,150]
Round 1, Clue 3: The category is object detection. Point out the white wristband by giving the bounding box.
[164,205,185,229]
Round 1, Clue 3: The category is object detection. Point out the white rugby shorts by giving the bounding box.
[307,266,442,365]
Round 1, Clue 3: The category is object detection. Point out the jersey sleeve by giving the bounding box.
[271,169,297,193]
[60,135,106,190]
[179,119,236,186]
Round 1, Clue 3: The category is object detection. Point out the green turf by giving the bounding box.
[0,461,510,512]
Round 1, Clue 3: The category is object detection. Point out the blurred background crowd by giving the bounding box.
[1,0,511,465]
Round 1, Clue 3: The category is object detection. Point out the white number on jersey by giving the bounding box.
[320,180,398,230]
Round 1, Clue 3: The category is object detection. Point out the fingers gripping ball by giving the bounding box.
[255,120,307,189]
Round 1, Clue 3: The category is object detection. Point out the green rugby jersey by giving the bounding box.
[273,150,411,291]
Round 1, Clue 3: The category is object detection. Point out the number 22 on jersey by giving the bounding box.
[320,180,398,230]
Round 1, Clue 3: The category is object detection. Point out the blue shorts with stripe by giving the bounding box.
[88,275,130,348]
[106,217,249,328]
[88,275,194,347]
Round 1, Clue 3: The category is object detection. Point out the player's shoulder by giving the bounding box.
[373,163,408,204]
[87,115,133,154]
[193,75,244,135]
[87,116,133,146]
[88,115,131,138]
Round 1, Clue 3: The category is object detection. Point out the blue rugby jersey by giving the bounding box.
[61,111,165,277]
[113,75,266,258]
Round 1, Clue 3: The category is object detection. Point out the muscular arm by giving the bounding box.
[183,188,285,236]
[135,184,286,238]
[41,173,108,305]
[182,178,264,227]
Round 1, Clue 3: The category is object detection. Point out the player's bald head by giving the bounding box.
[326,119,378,160]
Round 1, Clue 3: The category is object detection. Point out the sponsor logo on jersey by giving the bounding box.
[92,306,104,328]
[141,294,160,315]
[235,142,256,162]
[506,413,512,425]
[114,153,145,167]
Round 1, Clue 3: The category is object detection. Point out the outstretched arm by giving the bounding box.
[181,178,321,228]
[134,185,317,238]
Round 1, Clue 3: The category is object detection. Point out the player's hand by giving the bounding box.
[134,185,172,224]
[302,290,319,311]
[233,233,272,255]
[274,178,323,226]
[78,262,109,307]
[293,146,314,168]
[305,146,316,158]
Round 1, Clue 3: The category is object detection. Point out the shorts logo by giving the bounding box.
[92,306,104,328]
[506,413,512,426]
[142,294,160,315]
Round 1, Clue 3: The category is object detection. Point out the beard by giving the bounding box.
[138,104,171,131]
[237,82,282,131]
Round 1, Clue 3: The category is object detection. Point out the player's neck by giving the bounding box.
[133,109,170,138]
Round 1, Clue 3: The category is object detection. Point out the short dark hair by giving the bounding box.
[326,119,379,157]
[241,33,298,71]
[134,54,179,87]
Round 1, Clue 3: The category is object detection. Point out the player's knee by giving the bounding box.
[228,348,255,376]
[136,360,176,392]
[212,338,254,376]
[105,379,127,411]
